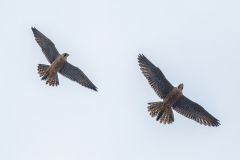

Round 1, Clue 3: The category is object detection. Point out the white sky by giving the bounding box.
[0,0,240,160]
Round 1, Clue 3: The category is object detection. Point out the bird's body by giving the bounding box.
[138,54,220,126]
[32,27,97,91]
[39,53,68,86]
[163,87,183,106]
[45,54,68,77]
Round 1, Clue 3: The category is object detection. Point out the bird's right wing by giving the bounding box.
[59,62,98,91]
[31,27,60,63]
[173,96,220,126]
[138,54,174,99]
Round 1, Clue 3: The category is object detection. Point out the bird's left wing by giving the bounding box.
[138,54,174,99]
[59,62,97,91]
[173,96,220,127]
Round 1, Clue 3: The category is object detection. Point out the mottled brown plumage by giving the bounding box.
[32,27,97,91]
[138,54,220,127]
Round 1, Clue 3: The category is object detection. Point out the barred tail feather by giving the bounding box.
[159,108,174,124]
[37,64,50,77]
[148,102,163,117]
[46,74,59,87]
[147,102,174,124]
[37,64,59,87]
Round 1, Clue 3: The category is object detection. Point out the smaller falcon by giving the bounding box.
[31,27,97,91]
[138,54,220,126]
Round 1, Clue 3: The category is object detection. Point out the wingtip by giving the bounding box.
[137,54,148,63]
[93,87,98,92]
[214,121,221,127]
[209,117,221,127]
[31,26,37,32]
[205,119,220,127]
[138,53,145,59]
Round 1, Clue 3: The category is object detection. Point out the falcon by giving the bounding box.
[138,54,220,126]
[31,27,97,91]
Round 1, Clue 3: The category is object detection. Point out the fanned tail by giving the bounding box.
[148,102,174,124]
[46,74,59,87]
[37,64,50,77]
[37,64,59,87]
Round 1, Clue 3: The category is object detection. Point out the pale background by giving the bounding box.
[0,0,239,160]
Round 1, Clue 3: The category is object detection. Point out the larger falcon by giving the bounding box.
[138,54,220,126]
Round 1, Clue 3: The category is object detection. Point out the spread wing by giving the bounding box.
[31,27,60,63]
[173,96,220,127]
[59,62,97,91]
[138,54,174,99]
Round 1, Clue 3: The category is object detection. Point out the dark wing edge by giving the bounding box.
[138,54,173,99]
[173,96,220,127]
[59,62,98,91]
[31,27,60,63]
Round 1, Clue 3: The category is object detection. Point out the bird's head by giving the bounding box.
[178,83,184,90]
[62,53,69,60]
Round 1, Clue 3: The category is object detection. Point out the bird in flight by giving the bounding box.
[138,54,220,126]
[31,27,97,91]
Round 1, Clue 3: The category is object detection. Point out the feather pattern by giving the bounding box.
[173,96,220,127]
[59,62,97,91]
[148,102,174,124]
[159,108,174,124]
[37,64,49,77]
[148,102,163,117]
[31,27,60,63]
[46,74,59,87]
[138,54,173,99]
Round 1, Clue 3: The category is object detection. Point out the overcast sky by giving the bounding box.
[0,0,240,160]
